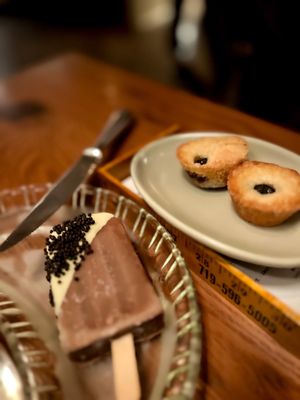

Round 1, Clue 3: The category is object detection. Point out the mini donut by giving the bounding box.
[176,135,248,188]
[227,161,300,226]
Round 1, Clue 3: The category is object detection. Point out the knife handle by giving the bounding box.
[93,109,135,156]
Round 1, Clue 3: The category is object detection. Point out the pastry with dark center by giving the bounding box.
[176,135,248,188]
[227,161,300,226]
[44,212,163,361]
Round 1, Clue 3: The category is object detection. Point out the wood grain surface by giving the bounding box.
[196,278,300,400]
[0,53,299,400]
[0,53,299,192]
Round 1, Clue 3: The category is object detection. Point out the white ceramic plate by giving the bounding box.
[131,132,300,268]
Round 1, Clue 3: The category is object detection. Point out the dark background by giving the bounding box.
[0,0,299,132]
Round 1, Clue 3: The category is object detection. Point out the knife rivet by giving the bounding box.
[83,147,103,161]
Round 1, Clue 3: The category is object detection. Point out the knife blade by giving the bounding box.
[0,109,134,252]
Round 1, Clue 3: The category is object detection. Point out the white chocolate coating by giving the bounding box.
[49,213,113,315]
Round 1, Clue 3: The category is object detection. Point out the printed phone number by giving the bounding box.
[198,265,277,334]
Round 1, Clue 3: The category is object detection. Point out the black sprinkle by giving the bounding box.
[44,213,95,306]
[74,277,80,282]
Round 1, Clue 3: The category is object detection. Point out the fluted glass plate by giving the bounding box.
[0,184,201,400]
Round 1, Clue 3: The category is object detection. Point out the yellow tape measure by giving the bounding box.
[164,222,300,358]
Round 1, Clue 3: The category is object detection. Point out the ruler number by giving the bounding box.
[222,283,241,305]
[199,265,216,284]
[247,305,277,333]
[195,252,209,268]
[273,314,297,332]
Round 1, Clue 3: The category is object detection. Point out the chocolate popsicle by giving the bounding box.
[44,213,163,362]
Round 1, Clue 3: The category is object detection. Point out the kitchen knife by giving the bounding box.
[0,109,134,252]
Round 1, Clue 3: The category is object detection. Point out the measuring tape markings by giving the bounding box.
[160,219,300,358]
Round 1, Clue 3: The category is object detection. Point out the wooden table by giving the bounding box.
[0,53,299,400]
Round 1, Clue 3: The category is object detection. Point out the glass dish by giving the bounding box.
[0,290,61,400]
[0,184,202,399]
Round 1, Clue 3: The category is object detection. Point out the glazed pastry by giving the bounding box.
[227,161,300,226]
[176,135,248,188]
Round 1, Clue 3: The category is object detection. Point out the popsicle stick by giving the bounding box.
[111,333,141,400]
